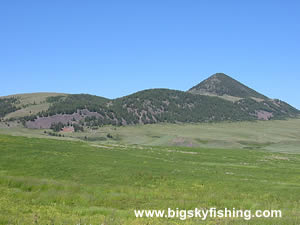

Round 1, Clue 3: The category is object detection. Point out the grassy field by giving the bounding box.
[0,134,299,224]
[1,118,300,153]
[92,119,300,153]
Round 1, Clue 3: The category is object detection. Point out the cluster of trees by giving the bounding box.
[236,98,299,119]
[50,122,84,132]
[44,131,65,137]
[42,94,109,116]
[73,124,84,132]
[50,122,65,132]
[84,116,121,127]
[0,97,19,117]
[46,95,66,103]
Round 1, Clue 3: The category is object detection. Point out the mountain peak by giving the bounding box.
[211,72,230,78]
[188,73,268,99]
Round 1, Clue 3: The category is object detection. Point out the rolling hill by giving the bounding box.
[0,73,299,129]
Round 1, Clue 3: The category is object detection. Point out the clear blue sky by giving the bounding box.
[0,0,299,109]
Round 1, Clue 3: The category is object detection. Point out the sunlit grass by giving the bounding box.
[0,134,299,224]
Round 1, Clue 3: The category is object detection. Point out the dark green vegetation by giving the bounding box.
[1,74,299,128]
[50,122,65,132]
[0,98,19,118]
[236,98,299,119]
[50,122,83,132]
[45,95,66,103]
[45,94,108,116]
[0,134,299,224]
[43,89,254,125]
[188,73,267,99]
[33,88,298,127]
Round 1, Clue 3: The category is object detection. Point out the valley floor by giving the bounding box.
[1,118,300,153]
[0,132,299,224]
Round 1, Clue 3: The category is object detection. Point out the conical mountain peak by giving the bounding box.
[188,73,268,99]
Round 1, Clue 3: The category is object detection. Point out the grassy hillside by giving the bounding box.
[0,134,299,224]
[2,93,68,120]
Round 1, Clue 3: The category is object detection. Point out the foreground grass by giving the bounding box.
[0,134,299,224]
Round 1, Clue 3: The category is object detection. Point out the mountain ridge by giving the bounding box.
[0,73,299,129]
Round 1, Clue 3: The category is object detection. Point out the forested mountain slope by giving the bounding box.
[0,74,298,129]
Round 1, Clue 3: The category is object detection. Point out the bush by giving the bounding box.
[50,122,64,132]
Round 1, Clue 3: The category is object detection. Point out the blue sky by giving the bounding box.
[0,0,299,109]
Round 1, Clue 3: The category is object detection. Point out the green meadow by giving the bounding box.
[0,130,300,224]
[1,118,300,153]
